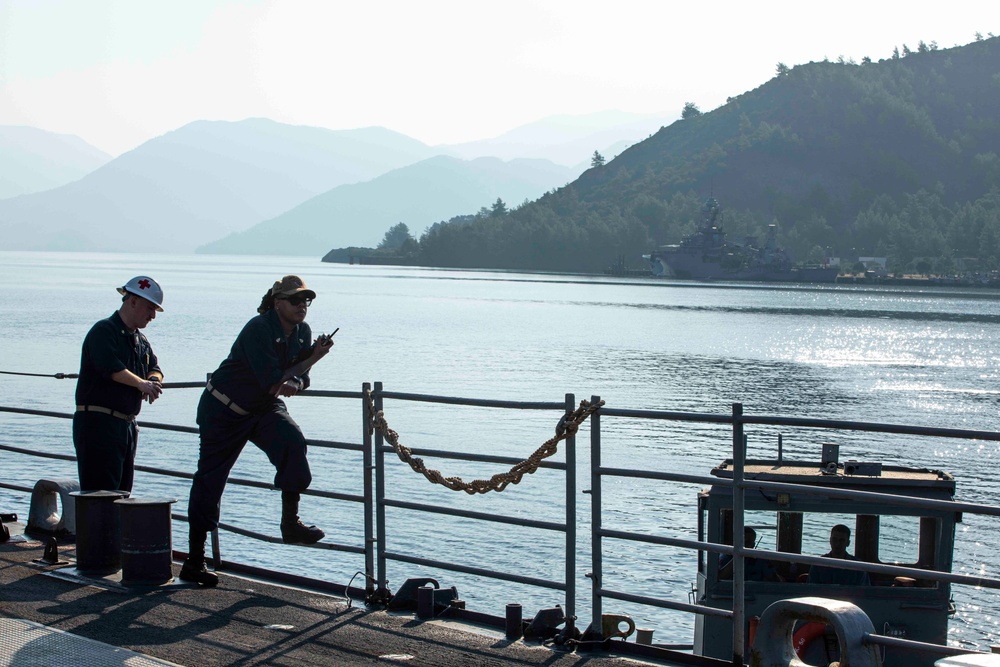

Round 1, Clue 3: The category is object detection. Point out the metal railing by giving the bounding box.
[3,382,1000,664]
[0,383,376,598]
[588,399,1000,664]
[371,381,578,628]
[0,380,579,612]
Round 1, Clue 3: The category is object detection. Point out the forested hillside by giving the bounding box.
[396,36,1000,274]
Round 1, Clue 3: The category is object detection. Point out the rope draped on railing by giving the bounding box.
[365,388,604,494]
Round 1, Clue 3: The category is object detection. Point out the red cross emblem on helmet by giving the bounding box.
[138,279,151,290]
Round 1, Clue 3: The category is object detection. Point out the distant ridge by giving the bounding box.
[437,110,675,167]
[0,118,435,252]
[197,155,577,255]
[410,37,1000,274]
[0,126,111,198]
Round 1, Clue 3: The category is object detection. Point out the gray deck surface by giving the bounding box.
[0,529,658,667]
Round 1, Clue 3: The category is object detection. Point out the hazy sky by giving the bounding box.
[0,0,993,156]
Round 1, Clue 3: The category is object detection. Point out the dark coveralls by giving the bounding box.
[73,311,161,493]
[808,552,871,585]
[187,309,314,534]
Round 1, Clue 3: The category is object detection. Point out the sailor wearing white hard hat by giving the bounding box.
[73,276,166,494]
[117,275,165,312]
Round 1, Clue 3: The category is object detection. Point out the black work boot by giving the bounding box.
[179,530,219,587]
[280,490,325,545]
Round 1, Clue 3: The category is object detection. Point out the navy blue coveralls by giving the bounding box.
[187,309,314,534]
[73,311,161,493]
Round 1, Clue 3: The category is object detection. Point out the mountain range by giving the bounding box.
[198,155,576,254]
[0,120,435,252]
[410,36,1000,274]
[0,112,672,253]
[0,126,111,199]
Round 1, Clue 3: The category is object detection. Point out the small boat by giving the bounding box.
[644,197,839,282]
[694,443,958,667]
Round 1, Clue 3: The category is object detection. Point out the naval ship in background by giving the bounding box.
[644,197,839,282]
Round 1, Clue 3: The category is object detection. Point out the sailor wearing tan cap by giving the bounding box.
[181,275,334,587]
[73,276,165,494]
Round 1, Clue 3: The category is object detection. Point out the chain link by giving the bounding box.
[365,390,604,495]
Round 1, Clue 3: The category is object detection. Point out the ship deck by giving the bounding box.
[0,526,655,667]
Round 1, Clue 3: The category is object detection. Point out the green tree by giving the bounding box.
[681,102,702,119]
[377,222,414,250]
[491,198,508,216]
[775,62,790,76]
[591,151,606,168]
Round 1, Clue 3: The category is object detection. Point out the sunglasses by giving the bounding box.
[282,295,312,307]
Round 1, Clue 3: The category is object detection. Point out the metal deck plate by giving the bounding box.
[0,618,184,667]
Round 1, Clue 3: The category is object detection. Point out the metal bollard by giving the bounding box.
[416,585,435,619]
[71,490,128,575]
[636,628,654,644]
[505,603,523,640]
[115,497,177,586]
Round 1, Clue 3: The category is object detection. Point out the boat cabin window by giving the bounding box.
[801,513,930,567]
[714,509,782,581]
[714,509,942,587]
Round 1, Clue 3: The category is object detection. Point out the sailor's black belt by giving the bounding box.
[76,405,136,421]
[206,381,249,416]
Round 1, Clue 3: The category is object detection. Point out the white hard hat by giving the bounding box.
[117,276,164,311]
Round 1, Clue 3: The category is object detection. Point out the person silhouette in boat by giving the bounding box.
[719,527,781,581]
[807,524,870,585]
[180,275,334,587]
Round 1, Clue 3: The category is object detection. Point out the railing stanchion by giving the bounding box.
[589,394,603,639]
[732,402,746,667]
[210,527,221,569]
[565,393,576,637]
[362,382,374,599]
[374,381,389,599]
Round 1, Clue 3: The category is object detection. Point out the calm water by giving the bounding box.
[2,251,999,649]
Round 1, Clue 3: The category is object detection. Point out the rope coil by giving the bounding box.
[365,390,604,495]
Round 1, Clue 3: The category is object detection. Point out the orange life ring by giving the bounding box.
[792,622,827,658]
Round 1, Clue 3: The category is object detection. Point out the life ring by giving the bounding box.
[792,621,827,658]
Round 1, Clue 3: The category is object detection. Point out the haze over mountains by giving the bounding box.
[0,112,672,254]
[442,110,669,165]
[0,126,111,199]
[199,156,576,254]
